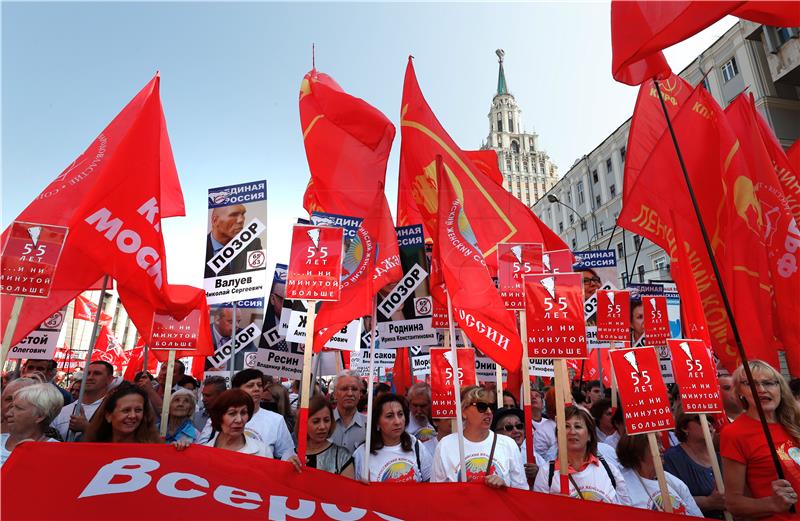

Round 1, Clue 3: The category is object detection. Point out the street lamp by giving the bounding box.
[546,194,592,250]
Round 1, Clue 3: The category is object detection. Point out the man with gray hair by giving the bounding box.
[406,382,436,443]
[329,369,367,453]
[194,375,228,430]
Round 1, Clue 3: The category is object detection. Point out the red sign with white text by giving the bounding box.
[431,347,477,418]
[596,290,631,342]
[668,339,724,414]
[524,272,587,359]
[151,309,202,351]
[431,296,449,328]
[642,296,670,346]
[286,225,344,301]
[497,243,543,309]
[611,347,675,434]
[0,222,68,298]
[542,249,573,273]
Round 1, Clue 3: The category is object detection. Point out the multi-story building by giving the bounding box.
[531,20,800,289]
[482,49,559,206]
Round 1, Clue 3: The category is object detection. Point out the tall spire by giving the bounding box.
[496,49,508,95]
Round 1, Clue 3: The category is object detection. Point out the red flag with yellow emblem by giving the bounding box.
[398,58,565,272]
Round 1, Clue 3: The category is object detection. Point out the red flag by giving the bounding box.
[611,1,800,85]
[299,69,403,350]
[91,325,126,371]
[725,94,800,374]
[149,285,215,361]
[392,347,413,396]
[435,158,523,372]
[73,294,114,326]
[398,57,566,271]
[465,150,504,186]
[1,74,192,346]
[122,338,158,381]
[788,139,800,175]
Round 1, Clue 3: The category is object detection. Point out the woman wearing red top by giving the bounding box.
[720,360,800,520]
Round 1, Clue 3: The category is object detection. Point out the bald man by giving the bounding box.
[204,204,263,278]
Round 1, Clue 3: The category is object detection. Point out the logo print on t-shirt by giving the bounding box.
[380,460,416,483]
[414,427,436,442]
[652,493,686,515]
[787,446,800,467]
[464,456,496,482]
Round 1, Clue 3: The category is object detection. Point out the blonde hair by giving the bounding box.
[733,360,800,441]
[460,385,495,409]
[13,383,64,427]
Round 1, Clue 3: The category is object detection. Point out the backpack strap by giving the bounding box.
[547,460,556,488]
[597,455,616,490]
[485,432,498,477]
[414,439,421,470]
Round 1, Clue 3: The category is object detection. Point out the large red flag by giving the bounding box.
[725,93,800,374]
[788,139,800,175]
[619,81,778,373]
[121,337,158,381]
[91,325,127,372]
[299,69,402,350]
[73,294,114,326]
[1,74,192,346]
[435,158,523,372]
[398,57,566,271]
[611,1,800,85]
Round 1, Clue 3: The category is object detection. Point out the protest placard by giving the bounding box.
[431,347,476,418]
[286,224,344,301]
[610,347,675,434]
[668,339,724,414]
[7,307,67,360]
[497,243,543,310]
[524,272,587,359]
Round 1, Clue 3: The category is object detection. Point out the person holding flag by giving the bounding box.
[50,360,114,441]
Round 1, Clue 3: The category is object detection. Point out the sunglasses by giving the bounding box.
[470,402,495,413]
[502,422,525,432]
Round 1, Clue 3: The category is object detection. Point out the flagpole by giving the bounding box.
[653,79,786,482]
[229,301,237,382]
[63,296,80,381]
[699,413,733,521]
[0,296,25,368]
[159,350,177,437]
[142,340,149,377]
[648,432,674,513]
[296,299,318,466]
[518,310,535,465]
[446,293,467,482]
[73,276,110,422]
[362,296,379,481]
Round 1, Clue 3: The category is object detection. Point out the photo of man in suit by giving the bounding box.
[204,203,263,278]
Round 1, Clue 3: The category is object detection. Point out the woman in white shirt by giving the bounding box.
[533,405,630,504]
[432,386,527,489]
[200,389,268,456]
[1,384,62,467]
[354,393,431,482]
[616,431,702,516]
[591,399,622,449]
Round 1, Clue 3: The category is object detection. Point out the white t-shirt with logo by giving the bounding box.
[51,397,105,441]
[199,407,295,460]
[432,432,528,490]
[353,438,432,482]
[406,417,437,444]
[532,417,557,461]
[533,457,632,505]
[621,468,702,516]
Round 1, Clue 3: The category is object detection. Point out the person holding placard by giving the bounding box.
[1,384,63,467]
[83,382,161,444]
[663,410,726,519]
[533,405,630,504]
[354,394,432,483]
[432,386,527,489]
[616,432,702,515]
[300,395,354,477]
[720,361,800,520]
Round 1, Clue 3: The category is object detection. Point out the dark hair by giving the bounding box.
[616,432,650,470]
[88,360,114,376]
[374,383,391,396]
[584,380,601,392]
[177,375,198,389]
[562,405,598,457]
[209,389,254,432]
[299,395,336,439]
[83,382,160,443]
[790,379,800,399]
[175,360,186,376]
[590,398,612,425]
[369,393,413,454]
[232,369,263,389]
[491,407,524,432]
[502,390,519,408]
[673,408,700,443]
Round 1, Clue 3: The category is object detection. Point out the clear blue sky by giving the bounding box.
[1,2,734,287]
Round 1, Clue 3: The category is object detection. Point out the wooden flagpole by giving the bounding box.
[647,432,674,513]
[518,311,535,465]
[610,340,618,410]
[554,358,569,495]
[362,297,379,481]
[446,293,467,482]
[296,300,318,465]
[700,413,733,521]
[159,350,177,437]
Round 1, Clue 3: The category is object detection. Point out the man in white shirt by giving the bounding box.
[406,382,436,443]
[51,361,114,441]
[198,369,295,460]
[329,370,366,453]
[531,388,557,461]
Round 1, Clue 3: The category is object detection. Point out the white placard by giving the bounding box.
[252,349,304,380]
[376,318,437,349]
[287,311,360,351]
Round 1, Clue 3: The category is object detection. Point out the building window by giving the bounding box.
[558,222,564,233]
[619,146,626,164]
[609,184,616,197]
[595,194,602,208]
[622,272,628,287]
[577,181,585,205]
[566,190,572,203]
[569,214,574,224]
[592,170,599,183]
[702,76,710,92]
[606,158,613,174]
[637,265,646,282]
[580,220,586,231]
[721,57,739,83]
[633,235,641,249]
[571,238,577,249]
[617,242,624,259]
[777,27,792,45]
[497,113,503,132]
[653,256,667,271]
[511,140,520,154]
[508,114,514,133]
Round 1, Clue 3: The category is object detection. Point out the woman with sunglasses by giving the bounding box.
[432,386,527,489]
[492,407,546,488]
[720,361,800,520]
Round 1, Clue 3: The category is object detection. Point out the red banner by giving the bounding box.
[524,272,587,359]
[0,222,68,298]
[1,442,685,520]
[611,347,675,435]
[431,347,476,418]
[91,325,128,371]
[668,339,723,414]
[596,290,631,342]
[286,225,344,301]
[497,243,543,310]
[73,294,114,326]
[151,309,201,351]
[542,249,573,273]
[642,296,670,346]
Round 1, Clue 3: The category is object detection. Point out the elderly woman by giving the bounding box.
[432,386,527,489]
[492,407,546,488]
[616,432,702,515]
[300,395,353,477]
[534,405,630,504]
[354,393,431,482]
[161,388,198,444]
[1,378,38,433]
[663,409,725,518]
[1,383,63,466]
[721,360,800,520]
[83,381,161,443]
[202,389,267,456]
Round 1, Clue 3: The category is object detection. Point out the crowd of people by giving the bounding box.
[2,357,799,519]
